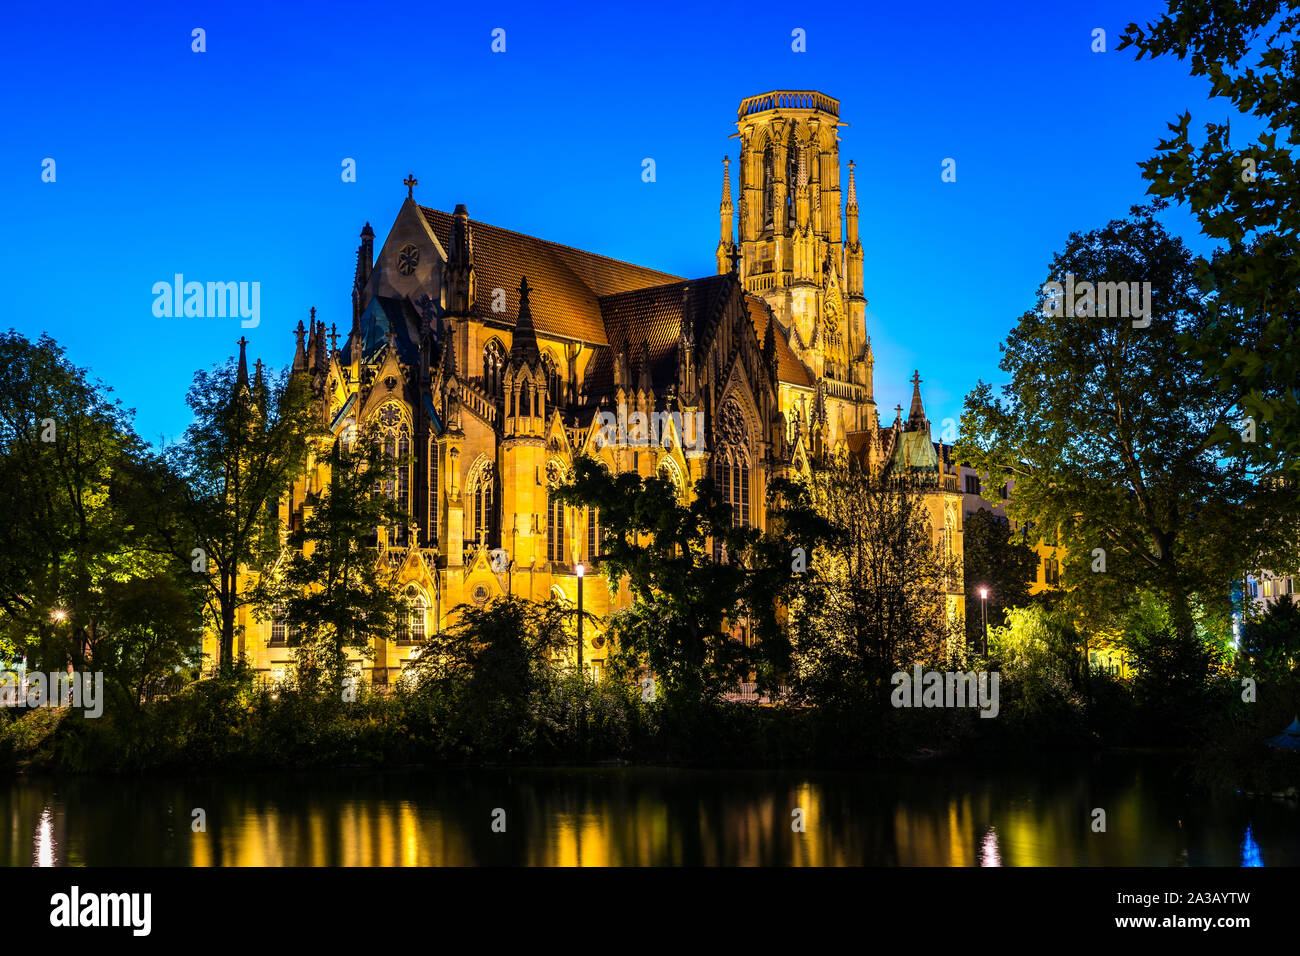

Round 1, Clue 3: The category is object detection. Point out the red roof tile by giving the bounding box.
[743,293,815,389]
[422,207,682,347]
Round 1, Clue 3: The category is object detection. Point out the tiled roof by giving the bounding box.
[421,207,681,347]
[585,274,733,397]
[743,292,815,389]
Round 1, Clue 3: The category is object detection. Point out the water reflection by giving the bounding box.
[1241,824,1263,867]
[34,807,54,867]
[1,759,1296,866]
[980,826,1001,867]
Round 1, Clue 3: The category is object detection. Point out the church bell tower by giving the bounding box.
[721,90,875,439]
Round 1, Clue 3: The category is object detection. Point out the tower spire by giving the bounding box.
[906,370,929,433]
[717,155,737,276]
[292,319,308,374]
[236,336,249,388]
[509,276,540,368]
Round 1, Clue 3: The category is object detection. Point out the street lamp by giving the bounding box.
[575,564,585,678]
[978,587,989,657]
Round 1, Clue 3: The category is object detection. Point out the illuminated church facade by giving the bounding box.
[211,91,966,684]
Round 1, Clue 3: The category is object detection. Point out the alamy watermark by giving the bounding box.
[50,886,151,936]
[1041,273,1152,328]
[593,403,705,451]
[152,275,260,328]
[890,665,999,718]
[1,671,105,718]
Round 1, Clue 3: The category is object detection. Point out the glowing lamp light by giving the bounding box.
[576,564,585,578]
[51,609,66,622]
[978,588,988,600]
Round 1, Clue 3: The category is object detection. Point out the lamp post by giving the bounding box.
[575,564,585,678]
[978,587,989,657]
[576,563,586,757]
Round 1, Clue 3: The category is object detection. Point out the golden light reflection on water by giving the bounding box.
[2,763,1295,867]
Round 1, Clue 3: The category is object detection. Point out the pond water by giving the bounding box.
[2,756,1294,866]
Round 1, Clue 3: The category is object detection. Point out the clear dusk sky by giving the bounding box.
[1,0,1233,446]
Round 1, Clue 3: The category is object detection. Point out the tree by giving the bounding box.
[0,330,163,672]
[162,357,318,674]
[955,204,1300,641]
[407,595,571,757]
[1240,596,1300,667]
[257,426,408,692]
[1121,4,1300,488]
[787,463,957,707]
[90,575,202,710]
[962,507,1039,649]
[553,455,760,706]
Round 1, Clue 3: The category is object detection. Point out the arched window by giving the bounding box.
[483,339,505,396]
[712,448,750,527]
[586,506,599,563]
[542,353,562,409]
[377,404,410,546]
[397,585,427,645]
[657,459,683,499]
[786,138,800,228]
[547,493,565,564]
[469,461,497,546]
[427,437,439,547]
[713,399,751,527]
[762,145,775,232]
[712,399,751,561]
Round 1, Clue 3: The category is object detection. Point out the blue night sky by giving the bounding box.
[2,0,1231,446]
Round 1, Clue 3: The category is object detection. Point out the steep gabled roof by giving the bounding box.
[360,297,422,366]
[584,274,732,397]
[421,207,682,347]
[743,292,815,389]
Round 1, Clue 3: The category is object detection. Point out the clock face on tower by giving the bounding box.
[397,243,420,276]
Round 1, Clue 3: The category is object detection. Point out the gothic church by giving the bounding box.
[214,91,965,682]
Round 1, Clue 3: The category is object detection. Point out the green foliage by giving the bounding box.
[257,426,409,692]
[785,462,957,710]
[955,204,1300,640]
[554,455,760,706]
[407,596,571,759]
[1241,597,1300,665]
[162,357,320,673]
[963,508,1039,648]
[1121,2,1300,489]
[1120,591,1229,738]
[988,605,1085,709]
[0,329,168,671]
[89,574,201,710]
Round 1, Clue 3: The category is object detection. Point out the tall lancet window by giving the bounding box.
[545,459,566,565]
[547,495,565,564]
[762,145,775,232]
[483,338,505,396]
[427,437,439,547]
[711,398,751,560]
[786,139,800,228]
[377,403,410,547]
[469,460,497,547]
[542,353,561,409]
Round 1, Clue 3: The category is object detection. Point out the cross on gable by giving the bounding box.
[911,370,922,388]
[404,174,418,198]
[237,336,249,349]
